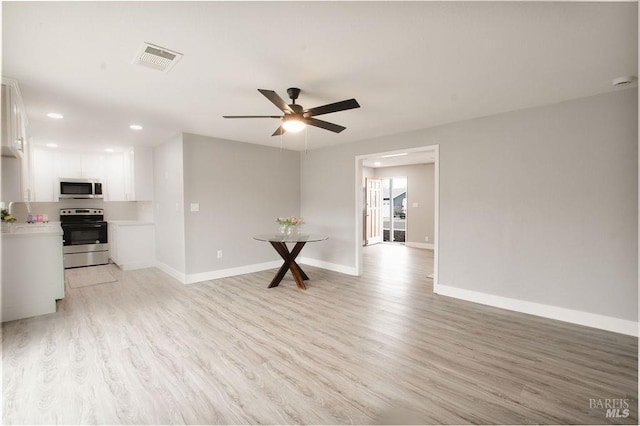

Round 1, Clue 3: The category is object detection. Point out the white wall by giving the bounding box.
[182,133,300,279]
[1,156,21,202]
[300,89,638,330]
[373,164,435,245]
[153,135,186,277]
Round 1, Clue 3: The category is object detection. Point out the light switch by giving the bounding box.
[412,202,419,208]
[190,203,200,212]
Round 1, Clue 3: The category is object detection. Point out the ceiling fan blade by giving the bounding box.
[304,98,360,117]
[303,117,346,133]
[258,89,293,113]
[272,125,286,136]
[222,115,282,119]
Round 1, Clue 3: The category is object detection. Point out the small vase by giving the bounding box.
[279,224,292,236]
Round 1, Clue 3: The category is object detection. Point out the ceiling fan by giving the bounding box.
[223,88,360,136]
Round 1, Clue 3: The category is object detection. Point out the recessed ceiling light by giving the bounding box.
[105,148,114,153]
[380,153,408,158]
[47,112,64,119]
[129,124,143,130]
[45,143,58,148]
[374,161,382,167]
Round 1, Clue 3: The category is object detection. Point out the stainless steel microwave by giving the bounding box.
[59,178,103,199]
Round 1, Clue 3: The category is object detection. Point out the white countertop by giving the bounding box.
[108,220,155,226]
[1,222,63,237]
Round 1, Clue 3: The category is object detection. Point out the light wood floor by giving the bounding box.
[2,244,637,424]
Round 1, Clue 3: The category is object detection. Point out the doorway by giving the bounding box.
[382,176,407,243]
[355,145,439,282]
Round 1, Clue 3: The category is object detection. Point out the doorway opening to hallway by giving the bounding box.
[356,145,439,283]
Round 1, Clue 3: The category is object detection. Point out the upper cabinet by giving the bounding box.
[31,146,154,202]
[1,79,27,159]
[1,78,33,202]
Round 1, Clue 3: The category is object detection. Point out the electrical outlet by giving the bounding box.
[190,203,200,212]
[217,250,223,259]
[425,236,429,242]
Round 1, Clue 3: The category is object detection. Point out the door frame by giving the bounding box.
[354,144,439,285]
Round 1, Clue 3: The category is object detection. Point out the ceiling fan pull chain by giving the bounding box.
[305,126,308,154]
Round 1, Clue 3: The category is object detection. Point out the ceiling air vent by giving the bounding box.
[132,42,183,73]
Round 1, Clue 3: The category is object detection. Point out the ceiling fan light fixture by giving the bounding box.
[223,87,359,136]
[282,117,306,133]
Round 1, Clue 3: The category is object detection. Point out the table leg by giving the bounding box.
[268,241,309,289]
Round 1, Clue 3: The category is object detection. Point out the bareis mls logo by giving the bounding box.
[589,398,630,418]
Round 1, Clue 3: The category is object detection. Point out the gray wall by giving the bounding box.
[182,133,300,274]
[300,89,638,322]
[153,135,186,274]
[373,164,435,245]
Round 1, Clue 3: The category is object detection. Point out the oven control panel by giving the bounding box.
[60,208,104,215]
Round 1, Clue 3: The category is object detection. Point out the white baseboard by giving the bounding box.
[154,257,356,285]
[405,242,434,250]
[185,260,282,284]
[434,283,638,337]
[154,261,187,284]
[299,257,358,276]
[117,260,157,271]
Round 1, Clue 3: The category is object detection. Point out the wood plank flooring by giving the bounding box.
[2,244,637,424]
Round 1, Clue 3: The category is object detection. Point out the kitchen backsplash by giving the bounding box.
[6,200,154,223]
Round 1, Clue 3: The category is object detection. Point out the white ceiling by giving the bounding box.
[2,1,637,152]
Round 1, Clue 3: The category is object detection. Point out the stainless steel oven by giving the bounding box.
[60,208,109,268]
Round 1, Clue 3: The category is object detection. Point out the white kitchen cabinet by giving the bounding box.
[109,221,155,270]
[81,153,106,182]
[121,147,154,201]
[20,130,34,201]
[1,79,26,159]
[1,78,34,203]
[1,223,65,322]
[55,150,83,179]
[31,146,153,202]
[104,153,126,201]
[32,148,123,201]
[56,150,106,182]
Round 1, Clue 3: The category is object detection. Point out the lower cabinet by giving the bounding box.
[2,230,64,322]
[109,221,155,270]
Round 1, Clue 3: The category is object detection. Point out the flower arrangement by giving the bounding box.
[276,216,304,227]
[276,216,304,236]
[1,209,16,223]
